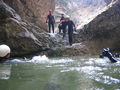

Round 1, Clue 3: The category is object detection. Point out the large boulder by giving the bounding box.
[0,0,55,57]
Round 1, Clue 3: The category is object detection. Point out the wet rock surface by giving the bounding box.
[46,43,90,57]
[41,34,90,57]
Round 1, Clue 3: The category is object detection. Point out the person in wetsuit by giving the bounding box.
[46,10,55,33]
[59,18,68,39]
[99,48,117,63]
[58,14,64,34]
[66,16,76,46]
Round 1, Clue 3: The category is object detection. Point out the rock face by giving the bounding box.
[0,0,55,57]
[80,0,120,54]
[3,0,55,30]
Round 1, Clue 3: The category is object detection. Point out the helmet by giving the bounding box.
[0,44,11,57]
[65,15,70,19]
[49,9,52,12]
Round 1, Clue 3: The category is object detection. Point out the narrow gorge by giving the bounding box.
[0,0,120,57]
[0,0,120,90]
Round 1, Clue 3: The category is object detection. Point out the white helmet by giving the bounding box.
[65,15,70,19]
[0,44,11,57]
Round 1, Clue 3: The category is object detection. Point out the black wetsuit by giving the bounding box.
[60,16,64,21]
[58,16,64,33]
[100,48,117,63]
[62,21,67,39]
[67,20,75,45]
[47,14,55,33]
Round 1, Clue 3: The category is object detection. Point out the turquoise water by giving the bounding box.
[0,56,120,90]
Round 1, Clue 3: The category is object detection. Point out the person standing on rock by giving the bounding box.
[46,10,55,33]
[59,15,72,39]
[66,16,76,46]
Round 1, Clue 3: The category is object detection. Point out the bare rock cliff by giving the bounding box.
[80,0,120,54]
[3,0,55,30]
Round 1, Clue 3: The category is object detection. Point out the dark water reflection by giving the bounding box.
[0,56,120,90]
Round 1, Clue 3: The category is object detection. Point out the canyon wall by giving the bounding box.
[0,0,55,57]
[80,0,120,54]
[3,0,55,30]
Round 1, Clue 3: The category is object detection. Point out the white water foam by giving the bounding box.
[60,66,103,74]
[7,55,74,64]
[48,33,57,38]
[28,55,49,64]
[29,55,74,64]
[103,75,120,85]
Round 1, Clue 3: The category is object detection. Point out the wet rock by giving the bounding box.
[38,33,90,57]
[44,43,90,57]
